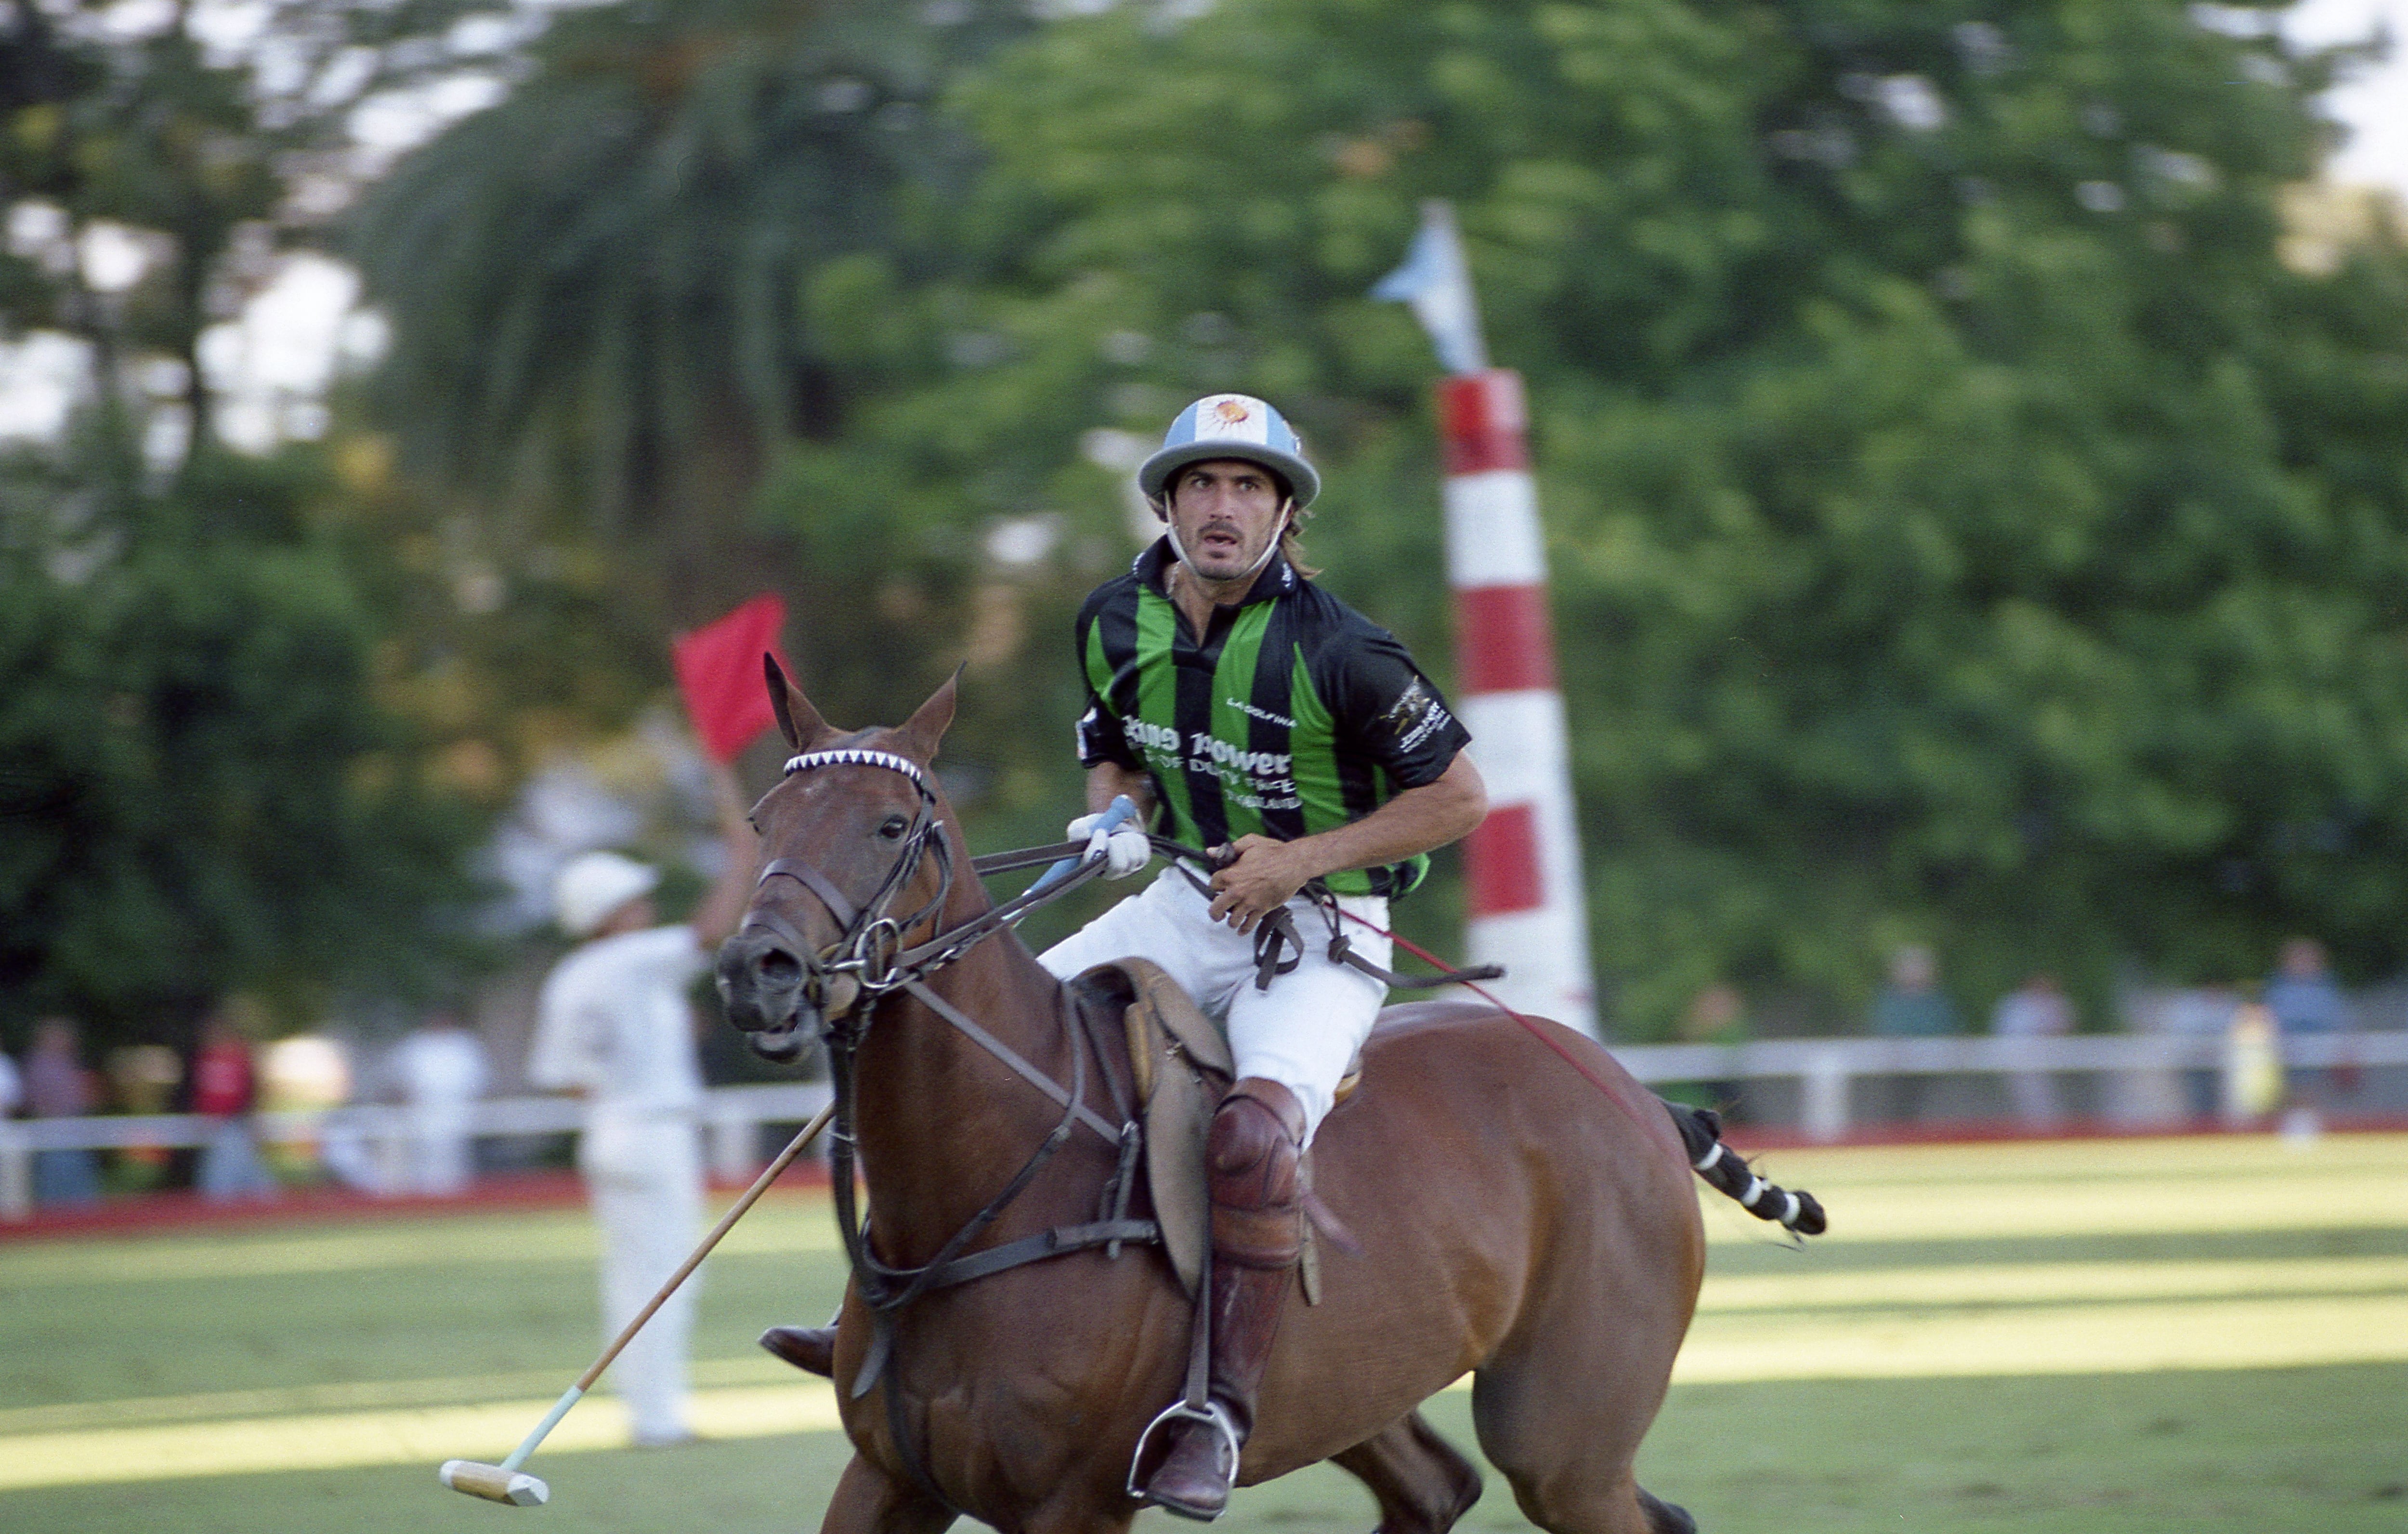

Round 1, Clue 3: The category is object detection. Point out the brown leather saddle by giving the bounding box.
[1073,957,1354,1305]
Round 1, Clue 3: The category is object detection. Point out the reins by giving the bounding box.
[1143,837,1504,995]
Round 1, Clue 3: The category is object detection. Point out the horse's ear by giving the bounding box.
[766,653,832,751]
[890,666,961,765]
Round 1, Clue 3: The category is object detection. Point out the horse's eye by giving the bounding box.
[877,814,909,840]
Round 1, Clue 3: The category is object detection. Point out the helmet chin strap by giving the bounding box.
[1162,498,1293,588]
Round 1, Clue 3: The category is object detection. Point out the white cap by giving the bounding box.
[552,851,659,938]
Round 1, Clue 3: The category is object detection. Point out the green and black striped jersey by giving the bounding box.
[1073,540,1471,898]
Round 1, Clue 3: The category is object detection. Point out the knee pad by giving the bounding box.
[1208,1079,1306,1268]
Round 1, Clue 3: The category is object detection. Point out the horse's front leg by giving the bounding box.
[820,1453,956,1534]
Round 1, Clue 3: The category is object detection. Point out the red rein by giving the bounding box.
[1338,909,1665,1144]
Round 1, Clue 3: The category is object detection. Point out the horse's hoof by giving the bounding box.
[1637,1488,1697,1534]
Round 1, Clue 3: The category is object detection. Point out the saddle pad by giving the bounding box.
[1074,959,1228,1298]
[1073,958,1349,1303]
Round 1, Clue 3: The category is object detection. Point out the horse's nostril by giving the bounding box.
[759,949,801,984]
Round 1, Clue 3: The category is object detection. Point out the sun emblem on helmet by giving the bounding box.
[1213,399,1251,424]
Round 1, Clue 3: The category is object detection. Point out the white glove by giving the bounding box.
[1068,812,1151,880]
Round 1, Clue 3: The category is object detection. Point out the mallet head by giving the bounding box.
[440,1459,550,1507]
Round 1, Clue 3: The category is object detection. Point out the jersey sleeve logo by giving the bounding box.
[1377,678,1455,754]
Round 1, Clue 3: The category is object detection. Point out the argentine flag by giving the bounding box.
[1371,200,1488,376]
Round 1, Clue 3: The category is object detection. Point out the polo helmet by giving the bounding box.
[1137,394,1320,509]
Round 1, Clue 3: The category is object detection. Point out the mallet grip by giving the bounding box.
[1027,793,1140,899]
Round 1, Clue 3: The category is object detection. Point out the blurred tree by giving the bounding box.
[0,0,515,475]
[329,0,2408,1035]
[925,0,2408,1032]
[0,445,487,1053]
[0,0,518,1050]
[348,0,1031,630]
[1,0,276,466]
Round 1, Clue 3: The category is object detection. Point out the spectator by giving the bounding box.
[2263,937,2351,1129]
[1869,945,1959,1122]
[1991,972,2074,1129]
[105,1044,184,1192]
[25,1019,101,1207]
[1871,946,1960,1037]
[0,1041,19,1118]
[194,1010,276,1203]
[311,1036,384,1194]
[2156,984,2238,1122]
[528,756,754,1450]
[2224,990,2286,1126]
[392,1013,490,1196]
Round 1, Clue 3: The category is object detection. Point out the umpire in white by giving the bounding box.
[530,759,756,1446]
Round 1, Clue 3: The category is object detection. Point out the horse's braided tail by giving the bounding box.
[1662,1101,1827,1237]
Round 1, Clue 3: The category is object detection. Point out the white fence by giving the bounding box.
[5,1033,2405,1223]
[0,1082,832,1223]
[1609,1029,2408,1141]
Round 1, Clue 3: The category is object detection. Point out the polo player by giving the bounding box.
[765,393,1486,1520]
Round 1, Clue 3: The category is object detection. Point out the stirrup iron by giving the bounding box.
[1127,1398,1240,1511]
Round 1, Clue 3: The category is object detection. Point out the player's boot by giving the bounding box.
[1142,1078,1306,1521]
[758,1324,836,1378]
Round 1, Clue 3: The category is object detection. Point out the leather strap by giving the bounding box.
[968,839,1090,876]
[1183,1240,1213,1412]
[900,979,1124,1144]
[911,1218,1161,1291]
[757,856,861,930]
[1162,852,1501,993]
[741,903,819,961]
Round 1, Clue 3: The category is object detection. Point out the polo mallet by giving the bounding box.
[439,1100,837,1506]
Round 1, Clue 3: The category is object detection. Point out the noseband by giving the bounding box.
[745,748,955,1034]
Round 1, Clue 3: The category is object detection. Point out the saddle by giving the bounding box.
[1073,957,1354,1304]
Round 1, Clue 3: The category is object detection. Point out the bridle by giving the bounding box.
[745,746,1157,1044]
[741,747,955,1038]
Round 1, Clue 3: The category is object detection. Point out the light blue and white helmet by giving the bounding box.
[1138,394,1320,509]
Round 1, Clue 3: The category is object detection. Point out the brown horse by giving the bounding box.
[716,669,1805,1534]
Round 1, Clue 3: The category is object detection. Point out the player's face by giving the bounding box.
[1165,459,1289,585]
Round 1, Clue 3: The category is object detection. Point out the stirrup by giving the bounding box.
[1127,1398,1241,1506]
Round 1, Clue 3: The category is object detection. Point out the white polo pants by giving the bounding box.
[578,1110,703,1445]
[1038,868,1390,1141]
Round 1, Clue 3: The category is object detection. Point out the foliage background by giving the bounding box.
[6,0,2408,1049]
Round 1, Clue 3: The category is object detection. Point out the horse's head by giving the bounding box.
[715,656,961,1062]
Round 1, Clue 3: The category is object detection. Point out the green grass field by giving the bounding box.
[3,1134,2403,1533]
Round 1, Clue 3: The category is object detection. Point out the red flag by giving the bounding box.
[672,595,792,762]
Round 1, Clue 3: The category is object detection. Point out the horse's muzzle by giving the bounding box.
[716,929,866,1062]
[715,929,818,1062]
